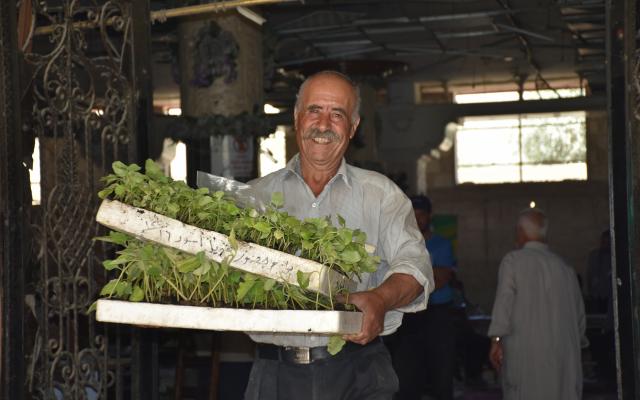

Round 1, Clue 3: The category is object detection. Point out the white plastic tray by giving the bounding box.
[96,299,363,334]
[96,200,355,296]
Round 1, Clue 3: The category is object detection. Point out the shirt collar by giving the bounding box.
[284,153,352,189]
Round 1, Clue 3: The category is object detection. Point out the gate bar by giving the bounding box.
[0,0,27,399]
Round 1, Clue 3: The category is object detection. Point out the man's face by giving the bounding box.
[414,208,431,232]
[294,74,360,170]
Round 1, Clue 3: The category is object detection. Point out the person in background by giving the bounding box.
[586,229,612,314]
[387,195,456,400]
[585,229,615,386]
[245,71,434,400]
[488,208,586,400]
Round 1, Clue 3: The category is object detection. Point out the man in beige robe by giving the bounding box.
[488,208,587,400]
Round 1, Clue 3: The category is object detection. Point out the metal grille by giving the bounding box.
[21,1,140,398]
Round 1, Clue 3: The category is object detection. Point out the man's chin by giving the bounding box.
[301,152,341,169]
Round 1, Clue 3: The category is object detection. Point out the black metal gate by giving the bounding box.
[1,0,153,398]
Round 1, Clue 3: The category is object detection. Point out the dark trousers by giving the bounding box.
[244,339,398,400]
[386,304,455,400]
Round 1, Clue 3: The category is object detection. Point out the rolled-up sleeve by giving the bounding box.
[379,191,434,313]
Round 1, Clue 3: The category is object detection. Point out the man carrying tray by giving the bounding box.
[245,70,434,400]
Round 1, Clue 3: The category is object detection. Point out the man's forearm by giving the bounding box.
[369,273,423,312]
[433,266,454,289]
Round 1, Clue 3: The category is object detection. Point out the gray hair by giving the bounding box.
[518,208,548,240]
[294,70,361,124]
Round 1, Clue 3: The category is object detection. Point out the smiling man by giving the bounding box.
[245,71,434,400]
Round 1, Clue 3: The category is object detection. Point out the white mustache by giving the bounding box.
[303,128,339,141]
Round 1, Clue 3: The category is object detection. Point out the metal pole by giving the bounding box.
[0,0,27,398]
[606,0,640,398]
[129,1,159,399]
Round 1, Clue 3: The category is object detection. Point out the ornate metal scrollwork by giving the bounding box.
[22,0,138,398]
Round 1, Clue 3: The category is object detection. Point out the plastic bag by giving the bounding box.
[196,170,269,213]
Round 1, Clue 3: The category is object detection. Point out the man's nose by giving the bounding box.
[316,112,331,130]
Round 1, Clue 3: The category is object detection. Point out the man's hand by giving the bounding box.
[341,291,386,345]
[489,340,503,371]
[339,273,423,345]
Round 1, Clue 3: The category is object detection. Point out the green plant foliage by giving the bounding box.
[94,234,337,310]
[327,336,346,355]
[95,160,381,312]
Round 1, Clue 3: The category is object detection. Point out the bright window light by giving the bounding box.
[30,138,41,205]
[455,111,587,184]
[166,107,182,116]
[170,141,187,182]
[454,88,585,104]
[259,127,286,177]
[263,104,280,114]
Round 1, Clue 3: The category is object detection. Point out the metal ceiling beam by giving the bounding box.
[276,8,534,35]
[494,0,560,96]
[388,45,510,59]
[275,46,383,66]
[494,23,555,42]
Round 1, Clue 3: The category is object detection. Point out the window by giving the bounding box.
[170,141,187,182]
[29,138,41,205]
[455,111,587,184]
[259,127,286,177]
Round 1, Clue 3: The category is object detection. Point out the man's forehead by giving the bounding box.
[301,77,355,105]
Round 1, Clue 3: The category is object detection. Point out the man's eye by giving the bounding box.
[332,113,343,119]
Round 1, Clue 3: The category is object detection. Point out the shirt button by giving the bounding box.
[311,202,317,208]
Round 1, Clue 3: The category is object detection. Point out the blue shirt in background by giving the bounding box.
[426,234,456,305]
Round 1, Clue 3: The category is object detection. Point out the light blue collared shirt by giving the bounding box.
[247,154,433,347]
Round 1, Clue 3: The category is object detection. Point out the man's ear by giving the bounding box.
[350,117,361,139]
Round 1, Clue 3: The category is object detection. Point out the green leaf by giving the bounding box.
[127,163,141,172]
[100,279,120,297]
[129,285,145,302]
[94,231,129,246]
[198,196,213,207]
[296,270,310,289]
[114,184,125,197]
[145,159,164,180]
[353,230,367,244]
[271,192,284,208]
[193,260,212,276]
[338,229,352,245]
[236,280,256,302]
[115,281,131,297]
[263,278,276,291]
[228,229,239,251]
[273,230,284,240]
[97,187,113,199]
[167,203,180,216]
[254,221,271,234]
[340,249,362,264]
[177,256,201,273]
[228,269,242,283]
[327,336,346,355]
[86,301,98,314]
[147,264,162,277]
[112,161,128,177]
[102,259,125,271]
[337,215,346,227]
